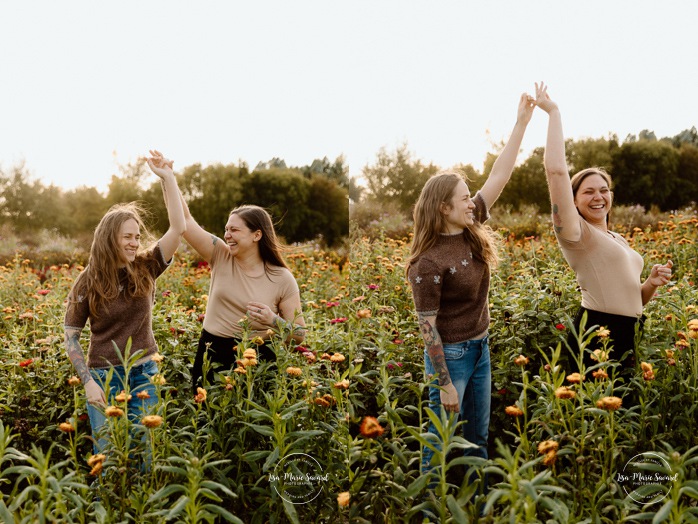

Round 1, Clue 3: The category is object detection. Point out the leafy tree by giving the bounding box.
[304,175,349,247]
[362,144,439,213]
[566,136,618,174]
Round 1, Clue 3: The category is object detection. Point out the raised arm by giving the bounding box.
[418,312,459,413]
[146,150,186,261]
[176,186,222,262]
[478,92,535,209]
[536,83,580,242]
[64,327,106,407]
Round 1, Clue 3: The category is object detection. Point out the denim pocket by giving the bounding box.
[442,345,465,360]
[140,360,159,377]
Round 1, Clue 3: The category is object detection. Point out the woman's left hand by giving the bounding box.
[247,301,274,326]
[648,259,673,287]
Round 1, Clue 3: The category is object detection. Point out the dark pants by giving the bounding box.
[192,329,275,393]
[568,307,645,378]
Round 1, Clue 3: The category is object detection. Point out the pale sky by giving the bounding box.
[1,1,696,193]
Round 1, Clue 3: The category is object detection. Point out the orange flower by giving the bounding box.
[513,355,529,367]
[330,353,346,363]
[105,406,124,417]
[234,366,247,374]
[592,369,608,380]
[150,353,164,363]
[554,386,576,400]
[542,451,558,466]
[87,454,106,467]
[90,462,104,476]
[67,376,81,386]
[596,327,611,338]
[590,349,609,362]
[59,422,75,433]
[194,387,207,403]
[141,415,163,428]
[337,491,350,507]
[286,367,303,377]
[333,379,350,390]
[251,336,265,345]
[115,390,132,403]
[596,396,623,411]
[356,309,372,319]
[243,348,257,360]
[151,374,167,385]
[136,391,151,400]
[566,373,583,384]
[359,416,384,438]
[537,440,559,454]
[505,406,524,417]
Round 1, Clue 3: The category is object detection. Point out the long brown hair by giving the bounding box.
[406,171,500,274]
[231,205,290,273]
[73,203,156,318]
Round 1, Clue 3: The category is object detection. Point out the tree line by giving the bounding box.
[361,127,698,214]
[0,157,351,247]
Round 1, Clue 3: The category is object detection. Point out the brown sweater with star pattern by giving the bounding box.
[408,193,491,343]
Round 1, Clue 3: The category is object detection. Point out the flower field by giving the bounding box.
[1,213,697,523]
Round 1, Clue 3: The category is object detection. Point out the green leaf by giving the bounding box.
[405,473,431,498]
[651,499,673,524]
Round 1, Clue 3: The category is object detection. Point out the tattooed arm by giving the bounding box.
[418,312,459,413]
[64,327,106,407]
[535,82,580,242]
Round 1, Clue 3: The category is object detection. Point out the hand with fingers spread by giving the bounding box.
[147,149,175,179]
[534,81,558,114]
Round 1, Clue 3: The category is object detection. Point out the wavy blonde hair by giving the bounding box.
[73,203,156,318]
[406,172,500,274]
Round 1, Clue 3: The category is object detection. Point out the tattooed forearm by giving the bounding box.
[552,203,563,234]
[65,329,92,385]
[417,313,451,387]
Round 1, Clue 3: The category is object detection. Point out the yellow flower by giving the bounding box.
[513,355,529,367]
[596,327,611,338]
[150,353,164,363]
[505,406,524,417]
[640,362,653,373]
[251,336,265,345]
[286,367,303,377]
[141,415,163,428]
[566,373,583,384]
[67,376,81,386]
[87,454,106,467]
[59,422,75,433]
[537,440,559,454]
[194,387,207,403]
[115,390,132,403]
[554,386,576,400]
[337,491,350,507]
[596,396,623,411]
[330,353,346,363]
[105,406,124,417]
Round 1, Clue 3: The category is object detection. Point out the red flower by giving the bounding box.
[19,358,34,368]
[326,301,340,308]
[367,284,379,290]
[197,314,205,322]
[294,345,309,353]
[555,323,565,330]
[392,339,403,345]
[37,289,50,296]
[330,317,348,324]
[196,260,209,269]
[162,290,172,297]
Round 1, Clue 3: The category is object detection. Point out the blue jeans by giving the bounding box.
[422,336,491,472]
[86,360,159,454]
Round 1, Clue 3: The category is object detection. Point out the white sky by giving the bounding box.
[1,1,697,193]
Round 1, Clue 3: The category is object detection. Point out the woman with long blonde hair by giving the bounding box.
[407,92,534,483]
[64,150,185,455]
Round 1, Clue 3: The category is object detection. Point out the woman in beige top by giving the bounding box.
[175,184,306,392]
[536,82,673,377]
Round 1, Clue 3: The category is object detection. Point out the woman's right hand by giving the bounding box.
[85,379,106,407]
[440,382,460,413]
[147,149,175,179]
[535,81,558,114]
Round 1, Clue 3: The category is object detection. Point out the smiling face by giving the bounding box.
[117,218,140,267]
[224,213,261,256]
[440,180,476,233]
[573,174,613,225]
